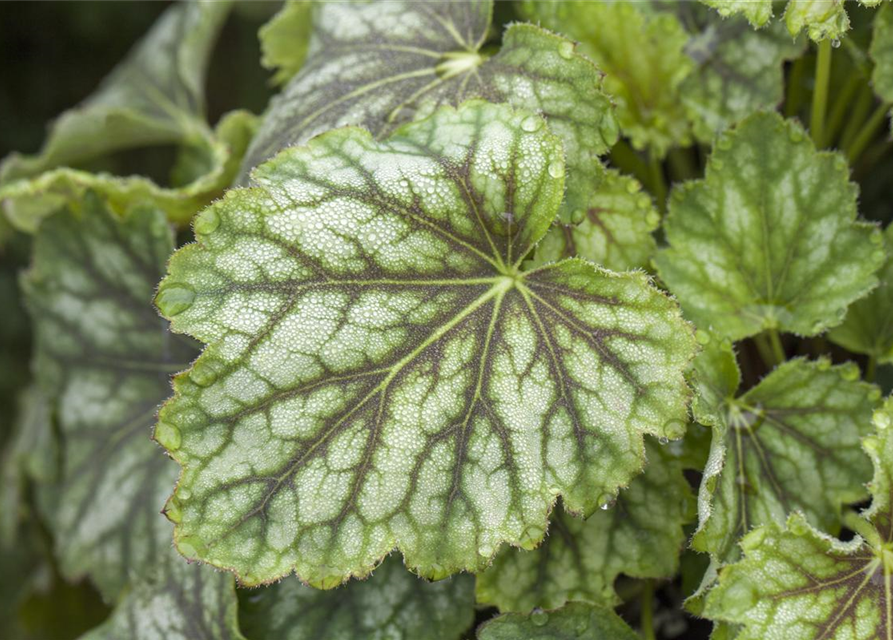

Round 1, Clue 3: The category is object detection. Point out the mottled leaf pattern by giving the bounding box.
[655,111,884,340]
[476,602,640,640]
[703,397,893,640]
[476,439,692,611]
[156,101,696,588]
[691,342,878,563]
[239,556,474,640]
[699,0,850,41]
[240,0,618,219]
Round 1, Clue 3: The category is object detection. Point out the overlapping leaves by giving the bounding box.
[476,602,640,640]
[700,0,856,42]
[156,101,696,588]
[703,398,893,639]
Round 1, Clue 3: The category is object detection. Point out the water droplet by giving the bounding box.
[789,517,810,536]
[625,179,640,195]
[531,609,550,626]
[194,208,220,235]
[874,409,892,431]
[548,161,565,179]
[479,544,494,558]
[831,38,841,48]
[658,437,670,445]
[645,210,661,229]
[635,194,651,209]
[178,536,207,560]
[521,115,543,132]
[190,361,219,387]
[840,362,860,381]
[598,492,617,510]
[558,41,574,59]
[155,284,196,316]
[696,329,711,345]
[864,435,881,454]
[816,358,831,371]
[155,421,181,451]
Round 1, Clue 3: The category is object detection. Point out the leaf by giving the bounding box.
[691,341,879,563]
[1,109,258,232]
[1,2,229,183]
[475,439,692,611]
[679,7,806,142]
[702,397,893,640]
[239,556,474,640]
[239,0,618,219]
[520,0,693,157]
[156,101,696,588]
[259,0,314,86]
[21,192,199,599]
[654,111,884,341]
[829,224,893,364]
[531,170,659,272]
[871,3,893,103]
[700,0,773,29]
[78,550,245,640]
[476,602,640,640]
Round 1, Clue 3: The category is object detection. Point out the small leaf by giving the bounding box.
[700,0,773,29]
[79,550,245,640]
[655,111,884,341]
[21,192,199,599]
[157,101,696,587]
[532,169,659,272]
[259,0,314,86]
[240,0,618,219]
[699,0,850,41]
[829,224,893,364]
[240,556,474,640]
[521,0,693,156]
[703,397,893,639]
[475,439,692,611]
[691,344,878,563]
[476,601,640,640]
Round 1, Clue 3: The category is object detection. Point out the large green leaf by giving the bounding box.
[475,439,692,611]
[655,111,884,341]
[699,0,850,41]
[520,0,693,157]
[156,101,696,588]
[532,169,659,272]
[829,224,893,364]
[239,0,618,220]
[78,551,245,640]
[691,341,878,563]
[476,602,640,640]
[239,556,474,640]
[703,397,893,639]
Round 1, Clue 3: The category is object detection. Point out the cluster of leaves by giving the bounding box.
[2,1,893,639]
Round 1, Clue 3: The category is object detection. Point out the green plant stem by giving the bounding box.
[843,510,882,550]
[785,56,807,118]
[640,580,656,640]
[839,87,874,151]
[847,103,891,163]
[823,74,861,148]
[810,39,832,146]
[768,329,786,365]
[867,356,877,383]
[754,334,777,370]
[649,155,668,213]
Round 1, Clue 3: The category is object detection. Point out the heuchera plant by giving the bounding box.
[2,1,893,639]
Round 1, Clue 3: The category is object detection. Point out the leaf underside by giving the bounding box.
[157,101,696,588]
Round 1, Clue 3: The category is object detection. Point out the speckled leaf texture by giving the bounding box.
[700,0,851,41]
[871,4,893,116]
[476,602,640,640]
[475,439,692,611]
[0,2,255,230]
[691,340,879,563]
[240,0,618,221]
[532,169,659,272]
[155,101,697,588]
[520,0,693,157]
[703,397,893,640]
[655,112,884,341]
[829,224,893,364]
[239,556,474,640]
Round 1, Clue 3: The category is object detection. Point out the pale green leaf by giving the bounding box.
[700,0,774,28]
[475,439,692,611]
[703,397,893,640]
[239,0,618,219]
[21,192,199,599]
[1,109,258,232]
[156,101,696,588]
[78,550,245,640]
[520,0,693,157]
[259,0,314,86]
[691,344,879,563]
[532,170,659,272]
[1,1,230,183]
[239,556,474,640]
[871,4,893,102]
[476,602,640,640]
[829,224,893,363]
[655,111,884,341]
